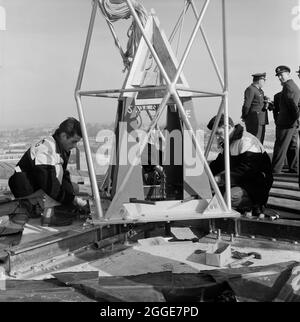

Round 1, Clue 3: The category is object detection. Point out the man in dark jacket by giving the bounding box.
[207,115,273,216]
[9,118,87,226]
[273,89,298,173]
[241,73,269,144]
[272,66,300,174]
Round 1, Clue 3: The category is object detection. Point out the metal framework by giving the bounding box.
[75,0,234,222]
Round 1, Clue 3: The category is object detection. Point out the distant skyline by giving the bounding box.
[0,0,300,129]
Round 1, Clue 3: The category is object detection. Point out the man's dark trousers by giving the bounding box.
[245,118,266,144]
[272,126,298,173]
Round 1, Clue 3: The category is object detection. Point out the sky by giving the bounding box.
[0,0,299,129]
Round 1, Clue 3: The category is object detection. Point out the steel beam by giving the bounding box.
[78,86,168,96]
[74,0,103,220]
[222,0,231,210]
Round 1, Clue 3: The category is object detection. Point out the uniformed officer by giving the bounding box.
[241,73,269,144]
[272,66,300,174]
[273,88,298,173]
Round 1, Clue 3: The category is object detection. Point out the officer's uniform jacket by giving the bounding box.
[277,79,300,129]
[242,84,269,125]
[273,91,281,126]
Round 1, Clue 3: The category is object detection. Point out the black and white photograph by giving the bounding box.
[0,0,300,306]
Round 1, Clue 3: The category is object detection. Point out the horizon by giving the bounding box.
[0,119,277,132]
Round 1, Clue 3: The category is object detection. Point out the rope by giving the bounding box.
[98,0,148,71]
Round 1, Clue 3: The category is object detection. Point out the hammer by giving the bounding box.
[229,252,261,268]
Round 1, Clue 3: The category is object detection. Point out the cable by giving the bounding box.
[98,0,148,71]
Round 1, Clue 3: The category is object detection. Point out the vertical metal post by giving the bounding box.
[222,0,232,211]
[75,0,103,219]
[75,94,103,219]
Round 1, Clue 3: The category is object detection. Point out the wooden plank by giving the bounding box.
[273,173,298,179]
[268,196,300,209]
[271,187,300,195]
[269,190,300,201]
[273,176,298,184]
[272,183,300,191]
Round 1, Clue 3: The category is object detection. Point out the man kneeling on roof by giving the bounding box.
[207,114,273,217]
[8,117,88,226]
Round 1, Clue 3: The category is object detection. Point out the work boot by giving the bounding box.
[10,213,29,226]
[41,205,76,227]
[19,200,42,219]
[240,208,252,218]
[244,211,252,218]
[0,216,24,236]
[252,206,263,218]
[41,215,73,227]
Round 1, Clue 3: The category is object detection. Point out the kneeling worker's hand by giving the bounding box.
[215,172,225,186]
[73,196,88,208]
[215,175,222,184]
